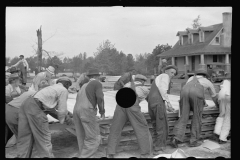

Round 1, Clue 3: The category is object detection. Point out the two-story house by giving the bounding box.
[158,12,231,76]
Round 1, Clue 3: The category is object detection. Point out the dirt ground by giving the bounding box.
[5,77,229,158]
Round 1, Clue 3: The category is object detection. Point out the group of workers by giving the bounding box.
[5,57,231,158]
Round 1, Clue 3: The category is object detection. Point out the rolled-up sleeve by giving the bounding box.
[205,79,217,97]
[57,90,69,124]
[156,74,170,102]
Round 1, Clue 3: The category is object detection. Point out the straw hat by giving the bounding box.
[87,68,100,76]
[135,74,147,81]
[195,69,209,78]
[46,66,55,75]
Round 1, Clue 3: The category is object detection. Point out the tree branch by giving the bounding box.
[42,29,58,44]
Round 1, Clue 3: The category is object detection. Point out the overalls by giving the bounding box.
[107,81,153,156]
[173,76,205,143]
[73,81,101,158]
[147,79,169,150]
[5,89,21,145]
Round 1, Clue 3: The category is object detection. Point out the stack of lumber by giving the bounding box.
[98,108,219,145]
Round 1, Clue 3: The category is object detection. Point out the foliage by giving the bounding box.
[192,15,201,29]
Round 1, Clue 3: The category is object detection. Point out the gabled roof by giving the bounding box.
[176,31,188,36]
[186,28,199,34]
[198,26,215,31]
[159,23,231,58]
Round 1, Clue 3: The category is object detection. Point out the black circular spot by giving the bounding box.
[116,88,136,108]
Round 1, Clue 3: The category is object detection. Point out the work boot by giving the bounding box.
[219,140,227,144]
[189,141,202,147]
[209,133,219,142]
[106,154,114,158]
[140,153,150,158]
[170,138,179,148]
[153,146,166,155]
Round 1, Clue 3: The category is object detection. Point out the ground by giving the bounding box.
[5,75,230,158]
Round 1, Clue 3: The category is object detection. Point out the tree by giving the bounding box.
[10,57,20,66]
[192,15,201,29]
[126,54,135,71]
[145,44,172,74]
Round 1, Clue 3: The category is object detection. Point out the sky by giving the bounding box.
[6,7,232,59]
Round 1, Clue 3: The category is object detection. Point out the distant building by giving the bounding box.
[158,12,231,75]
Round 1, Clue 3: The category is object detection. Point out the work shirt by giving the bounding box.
[8,90,36,108]
[12,59,29,71]
[5,84,22,97]
[77,73,89,88]
[118,72,132,86]
[29,71,53,91]
[85,78,105,115]
[33,83,69,124]
[187,75,217,97]
[155,73,170,103]
[124,81,149,102]
[219,80,231,99]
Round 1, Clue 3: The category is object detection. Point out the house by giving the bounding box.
[158,12,231,76]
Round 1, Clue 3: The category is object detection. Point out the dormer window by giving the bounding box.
[215,37,220,43]
[188,34,193,44]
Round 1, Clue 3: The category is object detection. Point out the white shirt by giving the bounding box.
[187,75,217,97]
[155,73,170,102]
[12,59,29,71]
[124,81,149,102]
[5,84,22,97]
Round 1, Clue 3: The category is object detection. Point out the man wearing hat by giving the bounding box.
[213,73,231,144]
[11,55,29,86]
[147,65,177,154]
[171,69,219,148]
[5,83,50,148]
[29,66,55,91]
[16,76,74,158]
[73,68,105,158]
[77,72,90,89]
[113,67,137,90]
[5,73,24,145]
[107,74,153,158]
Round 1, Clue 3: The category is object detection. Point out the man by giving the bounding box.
[11,55,29,86]
[5,83,50,148]
[73,68,105,158]
[171,69,219,148]
[158,59,167,74]
[107,74,152,158]
[113,68,136,90]
[5,73,24,145]
[28,66,55,91]
[147,65,177,154]
[213,74,231,144]
[77,72,90,89]
[16,77,73,158]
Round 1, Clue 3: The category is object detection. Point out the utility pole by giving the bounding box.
[36,26,42,72]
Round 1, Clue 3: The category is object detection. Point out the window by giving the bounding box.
[179,36,182,45]
[215,37,220,43]
[213,55,218,62]
[188,34,192,44]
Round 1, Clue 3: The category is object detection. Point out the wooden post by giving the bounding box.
[37,26,42,72]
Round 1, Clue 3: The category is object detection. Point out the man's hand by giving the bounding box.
[64,115,74,126]
[100,114,105,120]
[67,111,73,118]
[165,101,175,112]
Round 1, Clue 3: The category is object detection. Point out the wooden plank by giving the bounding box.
[98,109,219,125]
[100,118,216,134]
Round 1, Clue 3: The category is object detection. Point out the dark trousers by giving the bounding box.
[148,103,168,150]
[173,82,204,143]
[17,97,54,158]
[107,105,152,155]
[73,108,101,158]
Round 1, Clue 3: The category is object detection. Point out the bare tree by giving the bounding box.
[192,15,201,29]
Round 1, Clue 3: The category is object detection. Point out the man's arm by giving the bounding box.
[24,59,29,71]
[95,82,105,116]
[205,79,218,106]
[119,73,130,87]
[11,60,21,67]
[56,90,69,124]
[156,74,170,102]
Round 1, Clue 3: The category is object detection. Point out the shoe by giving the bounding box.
[219,140,227,144]
[189,141,201,147]
[153,150,165,155]
[171,138,179,148]
[107,154,114,158]
[140,154,150,158]
[209,134,219,142]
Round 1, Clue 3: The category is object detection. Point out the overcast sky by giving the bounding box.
[6,7,232,59]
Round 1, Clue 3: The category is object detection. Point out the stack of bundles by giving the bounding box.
[98,108,219,150]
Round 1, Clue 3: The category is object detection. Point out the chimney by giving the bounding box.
[222,12,232,47]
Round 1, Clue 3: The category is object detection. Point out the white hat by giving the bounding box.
[46,66,55,75]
